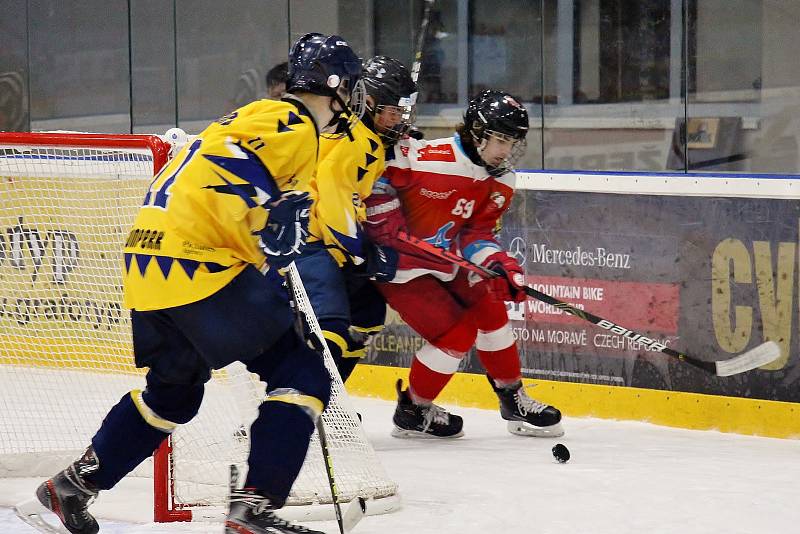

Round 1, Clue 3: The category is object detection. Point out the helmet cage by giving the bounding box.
[372,95,417,143]
[361,55,418,144]
[475,128,528,177]
[323,77,367,140]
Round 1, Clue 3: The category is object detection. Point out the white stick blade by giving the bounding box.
[715,341,781,377]
[343,497,367,532]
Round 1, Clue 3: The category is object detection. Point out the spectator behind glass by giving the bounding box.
[266,61,288,99]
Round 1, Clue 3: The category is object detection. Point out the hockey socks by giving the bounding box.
[320,317,361,382]
[474,312,522,385]
[88,392,171,490]
[408,354,454,402]
[245,398,316,505]
[477,343,522,386]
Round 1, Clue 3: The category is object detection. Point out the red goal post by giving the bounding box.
[0,131,399,524]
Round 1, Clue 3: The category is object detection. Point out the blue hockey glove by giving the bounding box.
[364,241,398,282]
[258,191,312,270]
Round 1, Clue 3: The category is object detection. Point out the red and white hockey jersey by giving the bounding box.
[366,133,516,283]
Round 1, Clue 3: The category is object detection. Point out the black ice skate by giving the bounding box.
[489,375,564,437]
[391,379,464,438]
[15,446,100,534]
[225,489,325,534]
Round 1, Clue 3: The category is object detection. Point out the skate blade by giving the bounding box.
[507,420,565,438]
[391,426,464,439]
[14,498,71,534]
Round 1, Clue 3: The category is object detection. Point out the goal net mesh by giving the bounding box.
[0,133,398,520]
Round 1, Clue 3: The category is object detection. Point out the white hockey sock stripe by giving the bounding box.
[416,343,463,374]
[476,323,514,352]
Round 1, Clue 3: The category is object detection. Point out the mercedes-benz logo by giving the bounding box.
[507,236,526,266]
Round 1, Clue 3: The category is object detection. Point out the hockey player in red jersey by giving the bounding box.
[365,89,564,439]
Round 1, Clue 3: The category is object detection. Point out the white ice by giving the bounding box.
[2,395,798,534]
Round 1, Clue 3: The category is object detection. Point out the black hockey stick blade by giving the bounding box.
[396,231,782,376]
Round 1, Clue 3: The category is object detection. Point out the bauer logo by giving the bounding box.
[0,217,80,284]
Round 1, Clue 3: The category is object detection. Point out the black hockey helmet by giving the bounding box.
[464,90,529,141]
[362,56,419,143]
[463,90,529,175]
[287,33,366,138]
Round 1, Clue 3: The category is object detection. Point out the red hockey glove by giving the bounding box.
[365,195,452,273]
[483,252,527,302]
[364,195,406,245]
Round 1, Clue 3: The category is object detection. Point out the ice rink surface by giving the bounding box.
[2,394,798,534]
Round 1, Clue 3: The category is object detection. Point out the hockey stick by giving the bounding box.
[396,231,781,377]
[410,0,436,85]
[284,263,366,533]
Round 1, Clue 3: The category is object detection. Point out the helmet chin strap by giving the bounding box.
[324,92,355,141]
[474,135,508,177]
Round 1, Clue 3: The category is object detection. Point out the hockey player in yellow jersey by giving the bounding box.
[294,55,418,383]
[121,98,318,311]
[17,34,363,534]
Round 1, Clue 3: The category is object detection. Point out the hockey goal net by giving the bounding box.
[0,131,399,522]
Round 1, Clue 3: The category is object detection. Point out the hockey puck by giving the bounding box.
[552,443,570,463]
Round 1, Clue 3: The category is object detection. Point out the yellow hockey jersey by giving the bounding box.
[123,98,318,311]
[306,117,385,266]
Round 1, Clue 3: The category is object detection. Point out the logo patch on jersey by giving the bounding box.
[419,187,456,200]
[418,143,455,162]
[399,145,410,157]
[423,221,456,249]
[490,191,506,209]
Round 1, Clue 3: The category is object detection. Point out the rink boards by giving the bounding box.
[356,170,800,439]
[2,166,799,438]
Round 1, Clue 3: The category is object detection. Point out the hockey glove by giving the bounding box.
[483,251,527,303]
[363,241,399,282]
[365,194,452,274]
[406,126,425,140]
[364,194,406,245]
[258,191,312,270]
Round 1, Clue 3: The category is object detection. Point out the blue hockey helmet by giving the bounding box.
[287,33,362,99]
[287,33,365,138]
